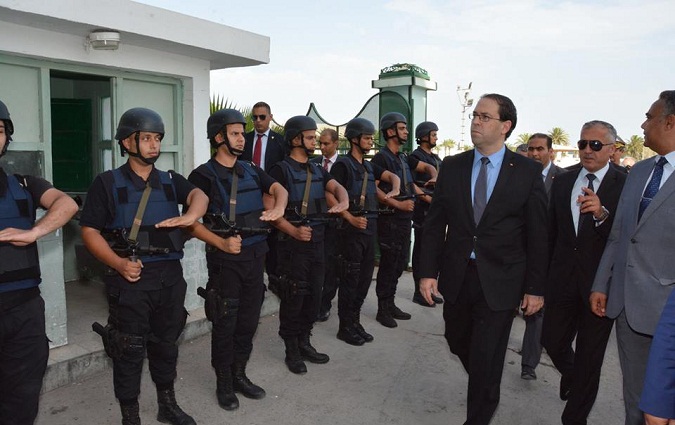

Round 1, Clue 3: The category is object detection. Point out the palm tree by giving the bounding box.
[516,133,531,145]
[549,127,570,146]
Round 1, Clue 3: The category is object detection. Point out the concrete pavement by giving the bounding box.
[36,271,625,425]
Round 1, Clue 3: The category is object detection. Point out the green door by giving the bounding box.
[51,98,92,192]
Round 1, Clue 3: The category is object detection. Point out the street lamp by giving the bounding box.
[456,82,473,150]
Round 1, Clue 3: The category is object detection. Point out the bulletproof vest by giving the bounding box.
[337,156,378,217]
[0,173,40,288]
[203,160,268,247]
[278,159,327,226]
[377,148,415,196]
[105,168,183,263]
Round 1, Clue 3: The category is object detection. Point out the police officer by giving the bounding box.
[371,112,433,328]
[410,121,444,307]
[268,116,348,374]
[330,118,400,345]
[0,100,78,425]
[80,108,208,425]
[186,109,287,411]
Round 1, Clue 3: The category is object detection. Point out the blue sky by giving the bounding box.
[135,0,674,144]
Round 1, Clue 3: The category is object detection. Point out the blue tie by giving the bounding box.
[638,157,669,222]
[474,157,489,224]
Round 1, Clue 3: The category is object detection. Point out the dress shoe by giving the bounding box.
[560,375,572,400]
[412,292,435,307]
[521,368,537,380]
[316,309,330,322]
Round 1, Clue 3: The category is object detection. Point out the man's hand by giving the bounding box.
[589,291,607,317]
[328,200,349,214]
[155,215,197,228]
[293,225,312,242]
[115,257,143,283]
[220,235,242,254]
[0,227,39,246]
[394,199,415,212]
[347,215,368,230]
[521,294,544,316]
[420,278,441,306]
[578,187,603,218]
[260,207,285,222]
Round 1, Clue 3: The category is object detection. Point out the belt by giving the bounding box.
[0,286,40,312]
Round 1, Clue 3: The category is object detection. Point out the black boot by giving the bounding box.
[376,299,397,328]
[232,361,266,399]
[336,318,365,346]
[215,368,239,411]
[120,401,141,425]
[298,332,330,364]
[156,387,196,425]
[389,299,411,320]
[283,337,307,374]
[352,311,374,343]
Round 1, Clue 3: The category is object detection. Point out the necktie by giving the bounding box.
[473,157,489,224]
[639,156,669,221]
[252,134,263,167]
[577,173,596,234]
[323,158,330,171]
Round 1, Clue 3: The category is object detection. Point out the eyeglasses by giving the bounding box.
[469,112,502,123]
[251,115,267,121]
[577,139,614,151]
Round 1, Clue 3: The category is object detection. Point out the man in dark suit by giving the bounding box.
[541,121,626,425]
[242,101,285,172]
[419,93,548,425]
[520,133,565,380]
[242,102,285,290]
[591,90,675,425]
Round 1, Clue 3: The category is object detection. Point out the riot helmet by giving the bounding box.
[415,121,439,146]
[207,108,247,155]
[115,107,165,165]
[284,116,317,155]
[345,117,376,154]
[0,100,14,157]
[380,112,408,144]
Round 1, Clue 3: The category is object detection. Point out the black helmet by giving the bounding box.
[207,108,246,139]
[380,112,407,131]
[345,118,375,142]
[0,100,14,157]
[415,121,439,141]
[284,116,317,143]
[115,107,165,141]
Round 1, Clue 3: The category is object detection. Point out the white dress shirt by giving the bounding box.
[571,162,610,235]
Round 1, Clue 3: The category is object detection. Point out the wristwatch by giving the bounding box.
[593,206,610,222]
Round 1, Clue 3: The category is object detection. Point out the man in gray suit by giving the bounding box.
[520,133,565,380]
[590,90,675,425]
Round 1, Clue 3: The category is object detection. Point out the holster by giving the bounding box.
[92,322,144,360]
[198,287,239,323]
[277,275,310,300]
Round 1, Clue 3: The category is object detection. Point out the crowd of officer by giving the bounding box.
[0,97,443,425]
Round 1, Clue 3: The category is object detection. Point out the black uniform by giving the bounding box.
[371,146,418,303]
[331,155,385,323]
[409,147,441,296]
[268,157,333,339]
[0,170,52,425]
[188,159,276,371]
[79,163,195,403]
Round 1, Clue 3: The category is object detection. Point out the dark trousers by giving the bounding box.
[411,223,424,294]
[337,231,375,320]
[207,255,265,370]
[542,286,614,425]
[375,216,411,301]
[106,262,188,401]
[277,239,324,339]
[521,308,544,372]
[443,264,515,425]
[319,224,339,314]
[0,295,48,425]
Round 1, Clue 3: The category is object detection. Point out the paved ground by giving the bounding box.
[36,271,625,425]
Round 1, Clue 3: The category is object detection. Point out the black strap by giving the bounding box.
[128,181,152,244]
[301,164,312,216]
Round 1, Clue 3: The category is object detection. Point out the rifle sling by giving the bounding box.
[301,164,312,216]
[229,170,238,223]
[398,154,410,194]
[128,181,152,244]
[359,167,369,208]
